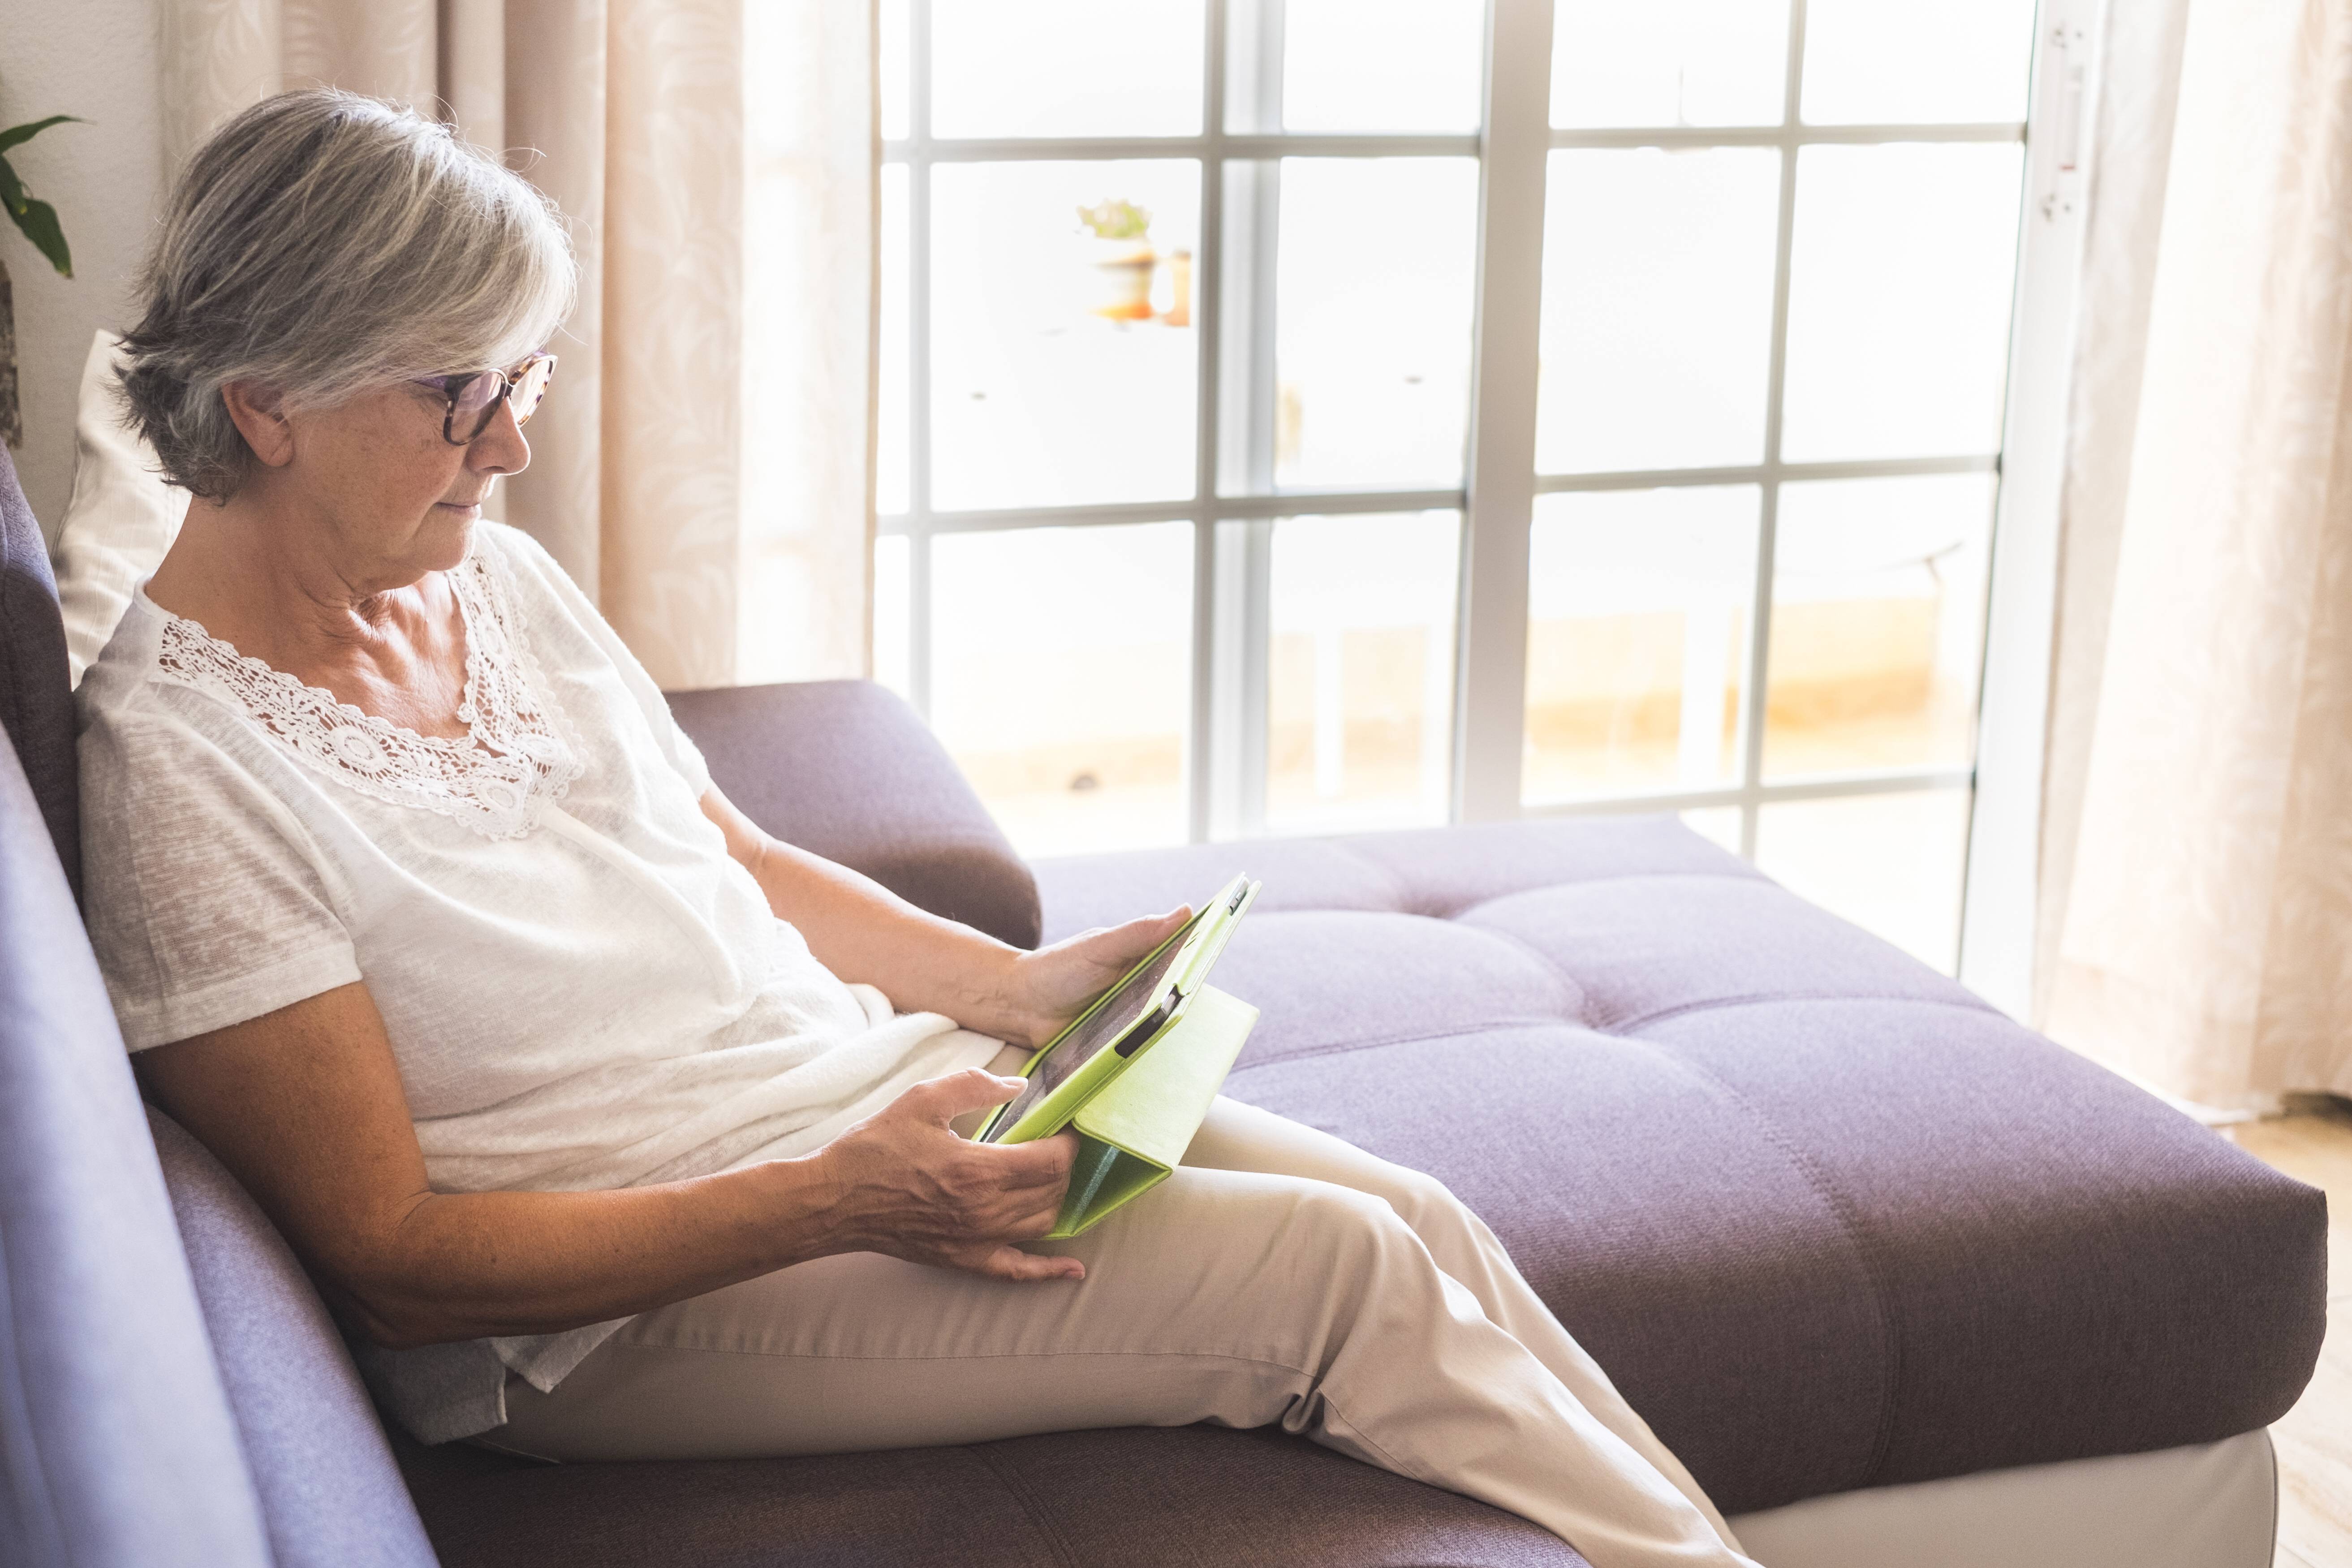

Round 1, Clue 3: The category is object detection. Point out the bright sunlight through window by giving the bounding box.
[875,0,2039,975]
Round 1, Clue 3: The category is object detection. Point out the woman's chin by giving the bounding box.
[422,502,483,565]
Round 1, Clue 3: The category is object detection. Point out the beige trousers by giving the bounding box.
[491,1095,1755,1568]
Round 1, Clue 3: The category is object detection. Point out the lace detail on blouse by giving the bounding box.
[152,544,584,839]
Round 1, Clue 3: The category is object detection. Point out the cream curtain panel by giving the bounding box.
[157,0,877,690]
[2039,0,2352,1111]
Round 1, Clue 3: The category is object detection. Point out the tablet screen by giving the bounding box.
[979,918,1201,1142]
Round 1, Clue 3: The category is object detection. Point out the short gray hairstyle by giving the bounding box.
[119,90,576,500]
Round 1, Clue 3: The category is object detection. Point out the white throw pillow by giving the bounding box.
[54,329,190,685]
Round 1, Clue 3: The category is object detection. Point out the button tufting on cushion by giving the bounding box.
[1334,814,1769,918]
[1454,874,1989,1034]
[1207,910,1589,1068]
[1225,1025,1891,1512]
[1038,813,2329,1517]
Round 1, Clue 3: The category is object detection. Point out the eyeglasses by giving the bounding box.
[411,352,556,446]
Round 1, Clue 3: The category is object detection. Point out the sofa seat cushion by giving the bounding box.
[400,1424,1585,1568]
[1032,816,2328,1517]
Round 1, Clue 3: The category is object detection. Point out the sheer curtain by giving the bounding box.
[2039,0,2352,1111]
[156,0,876,690]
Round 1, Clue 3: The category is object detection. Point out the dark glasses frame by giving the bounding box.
[411,351,558,446]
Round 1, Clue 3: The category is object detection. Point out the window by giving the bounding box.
[878,0,2040,975]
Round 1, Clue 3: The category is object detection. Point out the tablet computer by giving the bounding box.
[978,872,1257,1144]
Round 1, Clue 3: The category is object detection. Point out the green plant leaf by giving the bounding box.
[10,195,71,276]
[1076,197,1152,241]
[0,116,86,278]
[0,115,84,157]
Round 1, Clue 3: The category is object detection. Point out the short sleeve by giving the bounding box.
[80,709,362,1050]
[485,525,714,798]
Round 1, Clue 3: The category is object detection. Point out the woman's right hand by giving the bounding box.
[812,1069,1086,1283]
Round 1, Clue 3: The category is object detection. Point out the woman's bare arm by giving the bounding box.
[138,981,1083,1350]
[698,786,1186,1048]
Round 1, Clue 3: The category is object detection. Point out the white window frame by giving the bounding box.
[884,0,2084,998]
[1958,0,2097,1016]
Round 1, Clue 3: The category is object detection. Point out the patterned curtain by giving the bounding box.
[2040,0,2352,1110]
[157,0,877,691]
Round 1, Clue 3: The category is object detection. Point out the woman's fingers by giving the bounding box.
[1056,907,1190,972]
[832,1086,1085,1274]
[898,1067,1024,1126]
[1000,902,1200,1047]
[992,1129,1079,1189]
[976,1243,1085,1282]
[1090,906,1190,962]
[962,1137,1076,1250]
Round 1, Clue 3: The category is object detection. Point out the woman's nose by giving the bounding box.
[467,398,532,478]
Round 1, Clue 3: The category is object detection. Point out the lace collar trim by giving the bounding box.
[151,543,583,840]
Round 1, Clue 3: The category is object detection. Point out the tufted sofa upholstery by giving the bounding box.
[0,435,2326,1568]
[1030,826,2330,1513]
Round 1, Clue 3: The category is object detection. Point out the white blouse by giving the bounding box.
[78,521,1001,1441]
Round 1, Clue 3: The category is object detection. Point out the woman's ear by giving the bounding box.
[220,380,296,468]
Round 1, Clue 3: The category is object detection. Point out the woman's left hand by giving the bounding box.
[990,906,1192,1048]
[701,787,1199,1052]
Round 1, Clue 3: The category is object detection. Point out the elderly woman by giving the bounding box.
[82,90,1753,1568]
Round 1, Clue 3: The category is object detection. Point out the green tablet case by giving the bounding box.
[1042,984,1260,1239]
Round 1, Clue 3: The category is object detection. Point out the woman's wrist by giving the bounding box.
[745,1147,870,1267]
[945,937,1045,1046]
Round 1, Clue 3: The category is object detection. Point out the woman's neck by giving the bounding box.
[149,487,443,660]
[143,486,476,741]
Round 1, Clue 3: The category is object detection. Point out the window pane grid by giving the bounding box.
[1545,123,2021,150]
[886,0,1493,854]
[882,0,2033,943]
[879,489,1471,534]
[1534,0,2032,893]
[886,134,1481,161]
[1523,765,1976,818]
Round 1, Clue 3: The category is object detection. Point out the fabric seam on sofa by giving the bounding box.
[1330,840,1422,912]
[1464,869,1768,894]
[1630,1038,1906,1494]
[1434,869,1773,918]
[0,1246,70,1565]
[1428,919,1594,1012]
[971,1444,1084,1568]
[1217,981,1911,1496]
[1223,1018,1597,1075]
[1328,843,1777,923]
[1608,991,2006,1036]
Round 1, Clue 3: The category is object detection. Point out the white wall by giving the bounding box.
[0,0,163,542]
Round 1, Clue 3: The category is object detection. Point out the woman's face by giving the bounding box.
[241,371,532,587]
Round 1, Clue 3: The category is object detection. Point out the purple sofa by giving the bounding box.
[0,440,2326,1568]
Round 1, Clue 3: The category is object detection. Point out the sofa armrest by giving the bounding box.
[664,679,1042,950]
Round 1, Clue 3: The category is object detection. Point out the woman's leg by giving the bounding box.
[492,1157,1755,1568]
[1180,1096,1740,1550]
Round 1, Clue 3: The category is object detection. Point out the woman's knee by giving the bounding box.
[1151,1169,1412,1281]
[1365,1161,1479,1243]
[1284,1178,1433,1295]
[1103,1167,1436,1330]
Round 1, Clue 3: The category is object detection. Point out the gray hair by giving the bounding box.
[119,89,576,500]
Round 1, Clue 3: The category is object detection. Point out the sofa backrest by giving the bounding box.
[669,678,1044,949]
[0,726,272,1567]
[0,444,78,897]
[150,1108,439,1568]
[0,447,439,1568]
